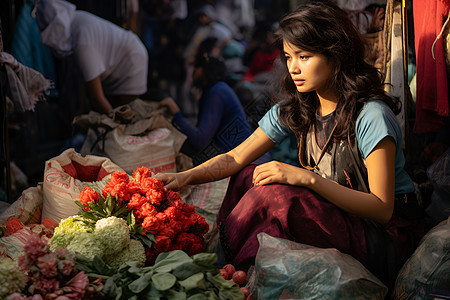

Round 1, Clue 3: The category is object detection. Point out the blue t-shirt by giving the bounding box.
[258,101,414,194]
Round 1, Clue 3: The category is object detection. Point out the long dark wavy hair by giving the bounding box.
[272,0,398,167]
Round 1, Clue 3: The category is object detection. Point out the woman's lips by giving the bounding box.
[293,79,305,86]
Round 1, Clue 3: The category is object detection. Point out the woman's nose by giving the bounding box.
[288,59,300,74]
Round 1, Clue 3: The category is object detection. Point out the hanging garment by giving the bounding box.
[10,0,56,83]
[413,0,450,133]
[0,52,51,111]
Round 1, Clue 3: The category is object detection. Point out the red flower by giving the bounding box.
[188,214,209,235]
[127,194,147,211]
[166,190,182,202]
[36,253,58,278]
[142,213,164,234]
[34,276,60,294]
[63,271,89,300]
[20,234,49,265]
[78,186,99,206]
[145,189,165,206]
[163,206,181,220]
[169,199,196,215]
[127,180,145,196]
[109,171,130,185]
[153,233,173,252]
[173,232,205,256]
[133,167,153,183]
[102,182,130,202]
[141,177,164,191]
[58,259,75,276]
[135,202,157,221]
[102,172,132,201]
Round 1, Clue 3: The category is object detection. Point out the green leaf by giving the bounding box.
[106,194,113,215]
[75,200,85,209]
[74,262,94,273]
[133,233,154,249]
[178,273,206,291]
[98,194,105,207]
[172,262,205,281]
[163,289,187,300]
[114,204,129,217]
[153,250,193,273]
[115,286,122,300]
[92,256,116,276]
[102,277,118,298]
[127,211,133,226]
[78,209,99,222]
[205,273,236,290]
[186,294,209,300]
[127,264,145,275]
[192,253,218,267]
[152,273,177,291]
[217,288,244,300]
[146,282,163,298]
[202,291,220,300]
[128,272,153,294]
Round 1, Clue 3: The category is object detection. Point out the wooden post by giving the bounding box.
[387,0,407,148]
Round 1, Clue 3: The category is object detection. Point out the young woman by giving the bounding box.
[155,0,423,287]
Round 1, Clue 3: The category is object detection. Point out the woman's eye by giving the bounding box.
[300,56,308,60]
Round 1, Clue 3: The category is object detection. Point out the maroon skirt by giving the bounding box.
[216,165,423,285]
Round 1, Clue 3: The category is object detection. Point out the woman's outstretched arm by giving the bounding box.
[154,127,275,191]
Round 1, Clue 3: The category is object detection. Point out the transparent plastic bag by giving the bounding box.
[425,148,450,228]
[247,233,387,299]
[391,217,450,299]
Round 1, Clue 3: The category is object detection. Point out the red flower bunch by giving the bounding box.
[76,167,209,265]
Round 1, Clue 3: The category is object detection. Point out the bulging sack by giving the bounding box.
[41,148,124,223]
[104,127,177,174]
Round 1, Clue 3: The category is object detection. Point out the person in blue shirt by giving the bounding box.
[160,53,269,165]
[155,0,423,288]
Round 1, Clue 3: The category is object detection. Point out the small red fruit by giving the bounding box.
[223,264,236,277]
[232,270,247,285]
[240,286,250,298]
[219,268,229,280]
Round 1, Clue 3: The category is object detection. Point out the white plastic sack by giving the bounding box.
[104,127,177,174]
[0,185,43,225]
[41,148,124,223]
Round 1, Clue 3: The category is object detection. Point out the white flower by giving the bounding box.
[104,239,146,269]
[95,216,130,255]
[0,258,26,298]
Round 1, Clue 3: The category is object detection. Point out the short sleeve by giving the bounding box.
[356,100,402,159]
[258,105,291,143]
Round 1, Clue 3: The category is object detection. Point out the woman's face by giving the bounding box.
[283,41,334,95]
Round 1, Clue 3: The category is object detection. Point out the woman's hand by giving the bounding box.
[154,172,187,191]
[252,161,316,187]
[159,97,180,115]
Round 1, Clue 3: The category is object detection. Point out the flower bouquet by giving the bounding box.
[72,166,209,265]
